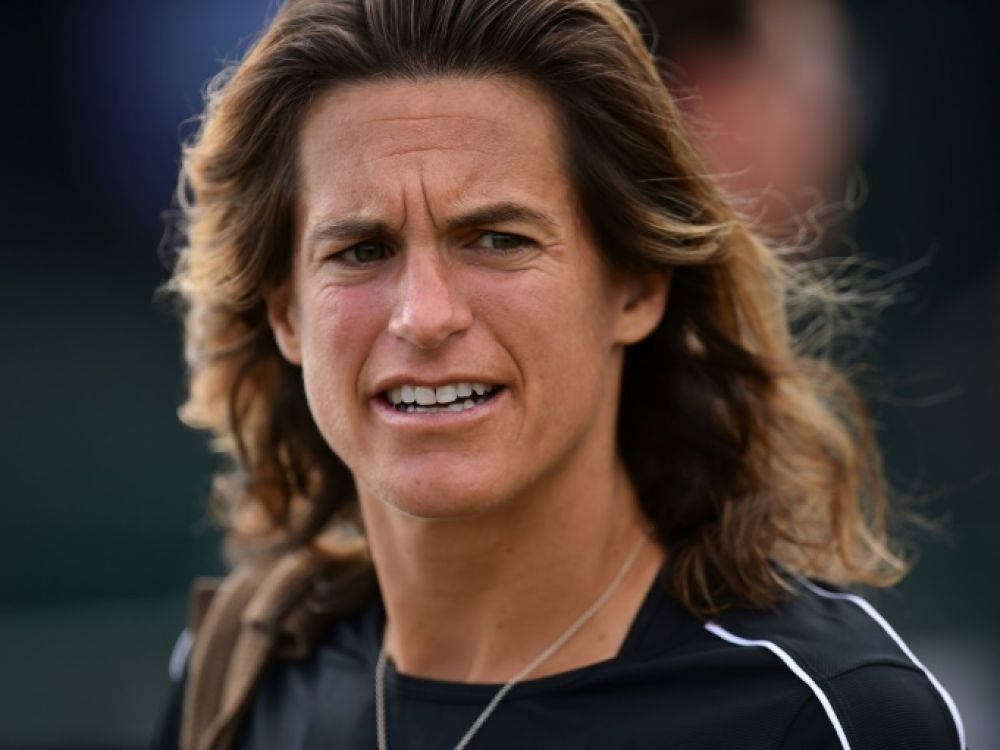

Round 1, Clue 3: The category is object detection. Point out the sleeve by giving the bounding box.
[779,663,963,750]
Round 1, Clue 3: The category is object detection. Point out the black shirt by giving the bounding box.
[156,574,965,749]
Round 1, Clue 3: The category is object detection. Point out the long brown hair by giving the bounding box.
[166,0,907,617]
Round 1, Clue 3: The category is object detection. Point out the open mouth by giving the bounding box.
[380,382,504,413]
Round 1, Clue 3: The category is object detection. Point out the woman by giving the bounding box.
[156,0,964,748]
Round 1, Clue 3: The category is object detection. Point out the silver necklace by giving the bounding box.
[375,531,650,750]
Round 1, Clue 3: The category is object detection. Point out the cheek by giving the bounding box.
[480,263,618,401]
[301,285,375,365]
[298,284,385,446]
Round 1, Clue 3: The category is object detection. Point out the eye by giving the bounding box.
[471,232,532,252]
[332,241,393,265]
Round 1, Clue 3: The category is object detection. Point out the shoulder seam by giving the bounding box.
[777,688,836,750]
[704,621,852,750]
[776,661,953,750]
[797,578,966,750]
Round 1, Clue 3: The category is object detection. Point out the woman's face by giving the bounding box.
[267,76,666,519]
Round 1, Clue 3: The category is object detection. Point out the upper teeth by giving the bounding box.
[388,382,493,406]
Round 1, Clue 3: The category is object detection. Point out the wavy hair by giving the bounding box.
[166,0,908,616]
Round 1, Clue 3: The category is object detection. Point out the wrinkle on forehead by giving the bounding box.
[342,116,511,165]
[301,76,560,164]
[296,77,572,237]
[362,114,507,125]
[372,145,496,161]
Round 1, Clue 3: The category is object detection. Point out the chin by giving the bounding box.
[373,467,511,520]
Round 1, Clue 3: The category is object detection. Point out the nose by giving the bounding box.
[387,248,472,350]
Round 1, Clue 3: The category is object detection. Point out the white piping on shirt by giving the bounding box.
[796,578,967,750]
[703,621,852,750]
[168,627,194,683]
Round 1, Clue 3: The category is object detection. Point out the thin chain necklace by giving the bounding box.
[375,530,650,750]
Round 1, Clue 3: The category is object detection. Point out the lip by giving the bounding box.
[370,386,508,427]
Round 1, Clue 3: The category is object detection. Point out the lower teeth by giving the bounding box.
[404,398,478,413]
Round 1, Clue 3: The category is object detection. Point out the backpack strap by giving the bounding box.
[180,548,325,750]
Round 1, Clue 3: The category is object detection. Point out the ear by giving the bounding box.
[612,268,671,345]
[264,282,303,365]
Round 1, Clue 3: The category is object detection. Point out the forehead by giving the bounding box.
[295,76,573,221]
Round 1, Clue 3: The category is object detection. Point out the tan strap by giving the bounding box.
[181,563,263,750]
[188,576,224,633]
[180,549,326,750]
[215,550,323,732]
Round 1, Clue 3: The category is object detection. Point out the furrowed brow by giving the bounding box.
[446,202,557,234]
[305,202,556,248]
[307,217,390,246]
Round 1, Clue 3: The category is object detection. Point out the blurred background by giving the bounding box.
[1,0,996,746]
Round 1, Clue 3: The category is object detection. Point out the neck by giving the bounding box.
[360,458,664,684]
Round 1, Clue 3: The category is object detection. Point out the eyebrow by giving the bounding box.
[305,201,558,247]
